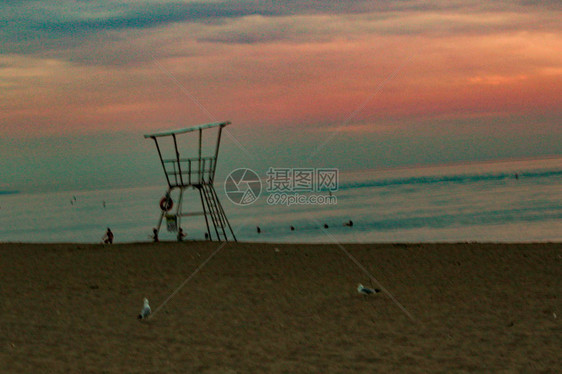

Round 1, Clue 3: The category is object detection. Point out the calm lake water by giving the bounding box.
[1,157,561,244]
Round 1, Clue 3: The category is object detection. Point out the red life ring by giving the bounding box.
[160,197,173,211]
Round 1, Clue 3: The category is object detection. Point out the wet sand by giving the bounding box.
[1,242,560,373]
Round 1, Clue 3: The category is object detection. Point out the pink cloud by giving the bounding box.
[1,6,560,139]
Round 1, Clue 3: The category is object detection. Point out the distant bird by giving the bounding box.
[357,284,380,296]
[138,298,151,320]
[323,224,329,229]
[290,225,295,231]
[344,220,353,227]
[257,226,261,234]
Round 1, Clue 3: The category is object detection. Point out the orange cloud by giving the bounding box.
[1,4,560,139]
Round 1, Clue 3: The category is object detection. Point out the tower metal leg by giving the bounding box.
[197,184,236,242]
[155,188,172,235]
[208,185,237,242]
[200,184,221,240]
[198,186,213,241]
[204,184,228,241]
[176,188,184,232]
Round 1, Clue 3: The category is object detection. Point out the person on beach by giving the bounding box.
[103,228,114,244]
[152,228,159,243]
[177,227,186,242]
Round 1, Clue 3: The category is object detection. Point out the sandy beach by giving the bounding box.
[1,241,560,373]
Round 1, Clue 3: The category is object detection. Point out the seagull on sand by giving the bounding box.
[138,298,151,320]
[357,284,380,296]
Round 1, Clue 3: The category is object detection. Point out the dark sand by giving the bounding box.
[1,242,560,373]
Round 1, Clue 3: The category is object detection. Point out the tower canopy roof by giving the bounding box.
[144,121,231,138]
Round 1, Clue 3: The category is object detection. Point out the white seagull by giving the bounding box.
[138,298,151,320]
[357,284,380,296]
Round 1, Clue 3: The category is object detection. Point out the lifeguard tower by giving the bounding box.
[144,121,236,242]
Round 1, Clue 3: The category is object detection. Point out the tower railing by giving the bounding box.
[162,157,216,187]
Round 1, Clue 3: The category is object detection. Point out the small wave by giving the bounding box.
[339,169,562,190]
[0,190,19,195]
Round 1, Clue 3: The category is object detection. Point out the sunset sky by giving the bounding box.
[1,0,561,192]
